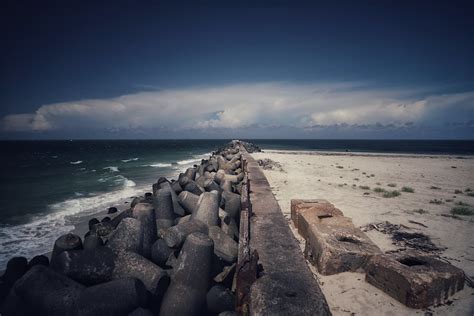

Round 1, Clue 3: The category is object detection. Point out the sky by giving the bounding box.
[1,0,473,139]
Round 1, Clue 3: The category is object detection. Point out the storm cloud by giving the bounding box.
[2,82,473,138]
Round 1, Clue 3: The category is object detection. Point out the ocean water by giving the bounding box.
[0,140,224,268]
[0,139,472,268]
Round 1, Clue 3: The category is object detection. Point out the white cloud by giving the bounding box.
[1,82,473,133]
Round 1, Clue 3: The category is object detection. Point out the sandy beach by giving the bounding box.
[252,150,474,316]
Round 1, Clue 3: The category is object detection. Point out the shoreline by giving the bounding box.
[0,140,252,315]
[261,148,474,159]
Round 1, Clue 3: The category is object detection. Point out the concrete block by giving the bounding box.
[290,199,343,235]
[305,216,381,275]
[297,204,344,240]
[365,251,465,308]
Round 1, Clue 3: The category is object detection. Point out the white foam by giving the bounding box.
[177,158,199,165]
[70,160,83,165]
[149,163,172,168]
[104,166,119,172]
[0,184,146,269]
[122,158,139,162]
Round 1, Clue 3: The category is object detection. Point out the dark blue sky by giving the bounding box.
[1,0,473,138]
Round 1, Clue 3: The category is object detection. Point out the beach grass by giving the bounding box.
[454,189,463,194]
[373,187,386,193]
[451,207,474,216]
[382,190,401,198]
[413,208,428,214]
[401,186,415,193]
[429,199,443,205]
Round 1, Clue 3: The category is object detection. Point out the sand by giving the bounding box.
[251,150,474,316]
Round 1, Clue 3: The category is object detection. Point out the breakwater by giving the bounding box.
[0,140,332,315]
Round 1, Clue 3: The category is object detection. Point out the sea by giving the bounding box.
[0,139,473,268]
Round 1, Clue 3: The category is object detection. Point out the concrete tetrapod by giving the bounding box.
[106,218,144,255]
[192,191,219,227]
[154,190,176,230]
[159,233,214,316]
[133,202,157,258]
[75,278,149,316]
[50,233,83,268]
[157,181,186,216]
[162,219,209,249]
[10,265,85,315]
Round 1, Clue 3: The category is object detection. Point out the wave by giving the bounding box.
[104,166,119,172]
[0,184,145,269]
[70,160,83,165]
[149,163,173,168]
[121,158,139,163]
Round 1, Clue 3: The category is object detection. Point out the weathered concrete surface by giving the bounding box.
[291,199,344,240]
[243,152,331,315]
[365,251,465,308]
[304,216,381,275]
[291,199,340,228]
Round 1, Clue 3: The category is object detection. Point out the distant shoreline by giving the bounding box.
[261,149,474,159]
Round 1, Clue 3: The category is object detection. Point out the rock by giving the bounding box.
[112,251,170,296]
[192,192,219,227]
[206,285,235,314]
[88,218,100,230]
[27,255,49,269]
[2,257,28,287]
[144,192,153,199]
[171,181,183,194]
[163,219,208,249]
[213,263,236,288]
[178,191,200,214]
[184,181,204,196]
[133,203,157,258]
[208,226,238,263]
[108,208,132,229]
[221,217,239,240]
[131,196,148,209]
[159,233,214,316]
[51,233,83,268]
[184,167,197,181]
[52,248,116,286]
[106,218,144,255]
[151,239,174,267]
[176,214,191,225]
[83,234,104,250]
[154,190,176,230]
[12,266,84,315]
[157,181,186,216]
[101,216,111,223]
[220,180,233,192]
[222,191,241,219]
[76,278,149,316]
[107,207,118,214]
[129,307,154,316]
[91,221,115,237]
